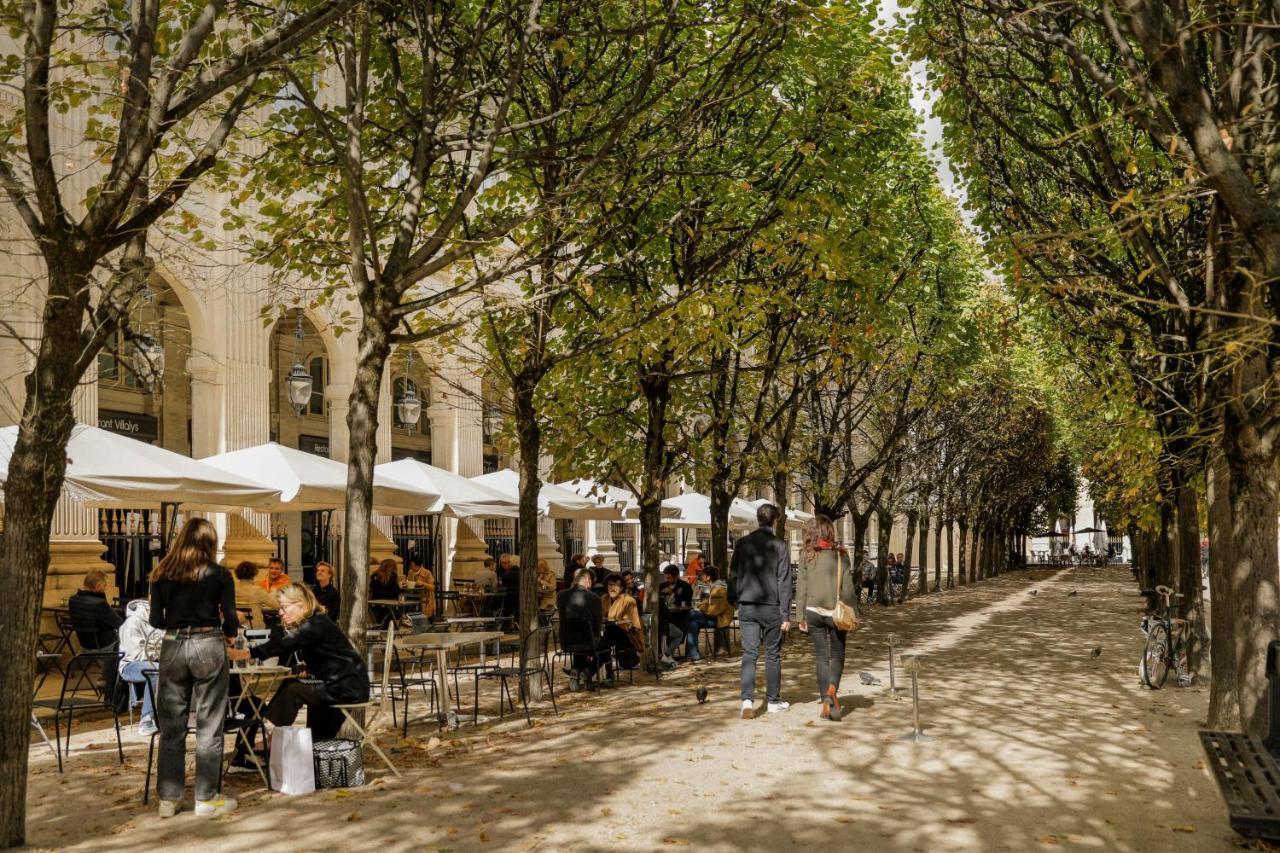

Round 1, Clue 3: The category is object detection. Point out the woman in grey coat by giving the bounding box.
[796,515,858,721]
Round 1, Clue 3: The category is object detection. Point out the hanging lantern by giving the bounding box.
[131,334,165,391]
[396,382,422,426]
[287,361,313,413]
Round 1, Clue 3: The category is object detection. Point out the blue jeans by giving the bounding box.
[120,660,158,720]
[739,603,783,703]
[685,611,714,660]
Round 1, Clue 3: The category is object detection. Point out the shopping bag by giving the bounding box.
[269,726,316,795]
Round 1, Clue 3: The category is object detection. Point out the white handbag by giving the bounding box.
[269,726,316,796]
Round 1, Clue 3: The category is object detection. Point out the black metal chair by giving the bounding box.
[552,617,610,692]
[31,650,124,772]
[472,626,557,725]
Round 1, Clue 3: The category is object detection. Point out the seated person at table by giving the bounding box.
[556,568,605,686]
[369,558,401,627]
[258,556,291,595]
[69,569,123,652]
[685,567,734,661]
[234,561,280,627]
[563,552,587,589]
[309,561,341,620]
[475,557,499,591]
[601,573,644,671]
[118,598,163,735]
[498,553,520,617]
[621,570,642,606]
[404,558,435,619]
[659,565,694,660]
[229,583,368,740]
[536,559,558,622]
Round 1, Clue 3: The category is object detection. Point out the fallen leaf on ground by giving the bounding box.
[1037,835,1059,845]
[346,812,362,822]
[1171,825,1196,833]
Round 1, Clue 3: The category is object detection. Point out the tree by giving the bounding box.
[0,1,359,843]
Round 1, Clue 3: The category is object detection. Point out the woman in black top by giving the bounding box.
[309,560,341,620]
[368,558,401,627]
[148,517,239,818]
[230,583,368,739]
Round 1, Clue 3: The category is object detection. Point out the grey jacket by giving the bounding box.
[728,526,793,618]
[796,547,859,617]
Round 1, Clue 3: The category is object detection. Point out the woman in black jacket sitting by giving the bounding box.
[229,583,368,739]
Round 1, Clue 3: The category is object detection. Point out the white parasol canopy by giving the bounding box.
[201,442,438,515]
[746,497,814,525]
[471,469,623,520]
[0,424,281,510]
[662,491,759,529]
[556,478,681,521]
[375,458,518,518]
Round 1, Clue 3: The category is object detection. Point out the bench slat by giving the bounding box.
[1200,730,1280,839]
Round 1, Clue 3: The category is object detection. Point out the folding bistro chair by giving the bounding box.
[334,622,401,777]
[30,650,125,771]
[472,625,558,725]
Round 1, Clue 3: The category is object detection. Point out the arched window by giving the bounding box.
[307,356,327,416]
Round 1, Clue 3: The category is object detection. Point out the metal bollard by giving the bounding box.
[899,654,934,742]
[888,633,906,696]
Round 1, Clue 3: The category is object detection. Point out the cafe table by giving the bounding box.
[395,631,503,730]
[227,662,291,789]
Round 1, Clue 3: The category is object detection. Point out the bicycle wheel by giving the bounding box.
[1142,622,1171,689]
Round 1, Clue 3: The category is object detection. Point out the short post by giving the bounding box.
[899,654,933,743]
[888,633,906,696]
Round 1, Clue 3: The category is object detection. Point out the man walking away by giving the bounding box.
[729,504,793,718]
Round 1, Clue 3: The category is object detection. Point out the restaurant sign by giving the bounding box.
[98,410,158,443]
[299,434,330,458]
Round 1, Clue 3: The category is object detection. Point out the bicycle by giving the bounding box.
[1140,584,1190,689]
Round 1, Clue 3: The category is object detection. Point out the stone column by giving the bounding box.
[429,359,488,585]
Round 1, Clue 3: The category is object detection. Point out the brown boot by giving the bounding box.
[820,697,830,720]
[827,686,842,722]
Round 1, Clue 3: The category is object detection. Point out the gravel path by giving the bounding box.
[25,566,1247,852]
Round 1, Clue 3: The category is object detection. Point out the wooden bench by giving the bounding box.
[1200,730,1280,840]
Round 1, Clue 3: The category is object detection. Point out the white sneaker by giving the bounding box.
[137,717,158,737]
[767,701,791,714]
[740,699,754,719]
[158,800,182,818]
[194,796,237,817]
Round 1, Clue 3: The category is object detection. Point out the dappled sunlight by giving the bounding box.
[24,567,1244,851]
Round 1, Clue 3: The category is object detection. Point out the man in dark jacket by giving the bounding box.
[556,568,607,686]
[728,504,792,717]
[68,570,123,651]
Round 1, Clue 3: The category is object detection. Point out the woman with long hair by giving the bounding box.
[369,557,401,627]
[795,515,857,721]
[148,517,239,817]
[229,583,368,739]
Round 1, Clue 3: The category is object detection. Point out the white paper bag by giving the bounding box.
[269,726,315,796]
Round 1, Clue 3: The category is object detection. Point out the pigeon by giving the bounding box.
[1067,590,1078,598]
[1029,589,1039,596]
[859,671,881,686]
[696,686,709,704]
[1090,647,1102,659]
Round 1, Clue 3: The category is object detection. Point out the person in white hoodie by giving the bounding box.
[118,599,164,735]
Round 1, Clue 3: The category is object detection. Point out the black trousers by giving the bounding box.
[264,678,347,740]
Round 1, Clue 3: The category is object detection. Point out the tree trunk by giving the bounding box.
[956,520,969,585]
[514,371,543,698]
[340,318,391,654]
[876,508,893,605]
[934,520,944,592]
[1222,417,1280,736]
[917,512,930,595]
[638,367,671,670]
[946,520,955,588]
[0,263,101,848]
[709,480,733,578]
[1175,481,1209,682]
[1207,454,1240,729]
[851,508,870,559]
[968,522,981,583]
[901,511,918,602]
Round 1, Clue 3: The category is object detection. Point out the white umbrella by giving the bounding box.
[0,424,280,511]
[471,469,623,520]
[375,458,518,518]
[556,478,681,521]
[201,442,438,515]
[746,497,814,525]
[663,492,759,529]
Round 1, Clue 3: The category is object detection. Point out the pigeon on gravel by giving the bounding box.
[1029,589,1038,596]
[859,672,881,686]
[1067,590,1079,597]
[1090,647,1103,659]
[696,686,709,704]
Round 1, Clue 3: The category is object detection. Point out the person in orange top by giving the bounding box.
[258,556,291,594]
[685,552,704,584]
